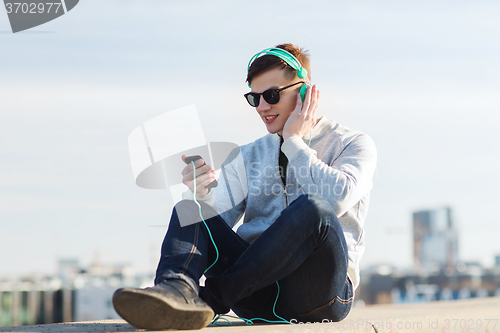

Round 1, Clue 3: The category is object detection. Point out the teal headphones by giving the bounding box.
[247,47,312,102]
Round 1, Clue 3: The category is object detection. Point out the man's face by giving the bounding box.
[249,68,301,135]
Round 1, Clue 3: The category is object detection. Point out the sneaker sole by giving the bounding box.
[112,288,214,330]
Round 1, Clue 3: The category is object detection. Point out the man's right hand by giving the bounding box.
[181,155,216,198]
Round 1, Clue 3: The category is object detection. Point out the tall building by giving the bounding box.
[413,207,458,275]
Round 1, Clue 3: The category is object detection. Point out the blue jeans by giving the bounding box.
[155,194,353,323]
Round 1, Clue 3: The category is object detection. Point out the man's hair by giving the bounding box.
[246,43,311,85]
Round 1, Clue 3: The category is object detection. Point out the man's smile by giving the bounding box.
[264,115,278,123]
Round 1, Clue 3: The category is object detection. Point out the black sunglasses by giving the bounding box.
[244,81,303,107]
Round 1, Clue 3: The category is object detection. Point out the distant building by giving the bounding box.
[413,207,458,275]
[0,279,70,327]
[495,255,500,267]
[359,261,500,305]
[0,259,153,327]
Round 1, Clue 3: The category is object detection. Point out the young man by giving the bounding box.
[113,44,377,330]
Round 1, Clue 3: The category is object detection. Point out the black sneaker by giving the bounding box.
[112,279,214,330]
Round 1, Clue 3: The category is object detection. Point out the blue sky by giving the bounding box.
[1,0,499,277]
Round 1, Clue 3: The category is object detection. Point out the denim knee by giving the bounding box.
[175,199,214,212]
[174,199,219,227]
[290,194,337,222]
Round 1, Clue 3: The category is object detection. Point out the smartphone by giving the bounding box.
[185,155,218,189]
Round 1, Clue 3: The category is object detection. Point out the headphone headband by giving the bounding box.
[247,47,308,80]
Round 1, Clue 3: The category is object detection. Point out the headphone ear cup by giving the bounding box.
[297,68,308,79]
[299,84,311,102]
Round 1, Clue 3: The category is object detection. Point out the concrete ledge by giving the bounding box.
[1,297,499,333]
[343,296,500,332]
